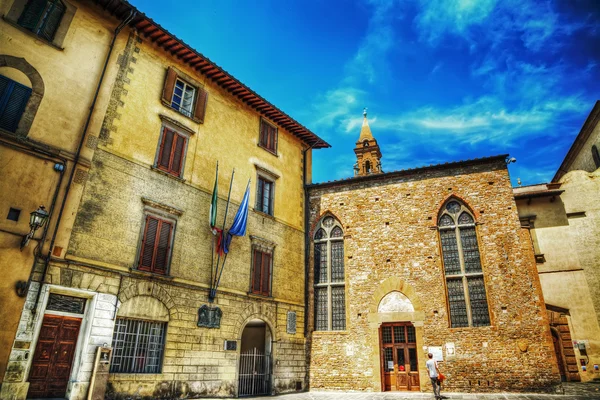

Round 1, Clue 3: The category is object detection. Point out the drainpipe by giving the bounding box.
[31,9,137,312]
[302,141,318,338]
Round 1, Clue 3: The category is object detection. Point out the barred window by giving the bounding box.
[110,318,166,373]
[313,216,346,331]
[438,200,490,328]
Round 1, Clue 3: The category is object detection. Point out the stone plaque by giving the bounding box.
[287,311,297,334]
[197,305,222,328]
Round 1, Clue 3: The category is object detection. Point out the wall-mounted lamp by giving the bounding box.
[20,205,49,250]
[505,157,517,165]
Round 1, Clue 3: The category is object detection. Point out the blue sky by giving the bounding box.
[130,0,600,185]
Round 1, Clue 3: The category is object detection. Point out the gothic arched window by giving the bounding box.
[314,216,346,331]
[592,145,600,169]
[438,200,490,328]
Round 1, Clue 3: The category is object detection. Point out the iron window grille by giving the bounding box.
[46,293,86,314]
[259,119,277,154]
[110,318,166,373]
[0,75,32,133]
[313,216,346,331]
[171,78,195,118]
[18,0,65,42]
[438,200,490,328]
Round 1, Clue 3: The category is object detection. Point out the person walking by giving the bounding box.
[426,352,442,400]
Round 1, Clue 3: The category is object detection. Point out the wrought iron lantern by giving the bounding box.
[20,205,49,250]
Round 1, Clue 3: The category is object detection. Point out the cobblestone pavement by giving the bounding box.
[202,382,600,400]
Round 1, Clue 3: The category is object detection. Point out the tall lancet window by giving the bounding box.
[314,216,346,331]
[438,200,490,328]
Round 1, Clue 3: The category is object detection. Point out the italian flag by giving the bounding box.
[209,162,218,235]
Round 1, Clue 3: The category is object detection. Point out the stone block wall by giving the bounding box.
[306,158,561,393]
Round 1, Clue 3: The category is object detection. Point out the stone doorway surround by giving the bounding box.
[367,277,426,392]
[0,284,117,400]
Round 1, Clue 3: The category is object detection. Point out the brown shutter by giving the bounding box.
[171,134,186,175]
[162,67,177,105]
[193,87,208,123]
[153,221,173,274]
[252,250,262,293]
[158,128,174,170]
[139,217,159,271]
[261,253,271,295]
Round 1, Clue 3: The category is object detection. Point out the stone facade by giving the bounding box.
[307,157,561,393]
[1,1,326,399]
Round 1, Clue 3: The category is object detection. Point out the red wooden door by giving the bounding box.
[28,314,82,398]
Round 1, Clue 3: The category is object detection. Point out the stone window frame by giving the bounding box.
[0,55,44,138]
[152,116,193,179]
[4,0,77,50]
[161,66,208,124]
[249,235,276,297]
[258,118,278,155]
[133,198,183,276]
[437,199,491,328]
[254,165,279,217]
[313,215,346,331]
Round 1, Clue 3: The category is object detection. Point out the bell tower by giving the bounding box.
[353,108,382,176]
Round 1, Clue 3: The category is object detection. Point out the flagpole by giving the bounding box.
[213,179,250,295]
[209,161,218,301]
[211,168,235,301]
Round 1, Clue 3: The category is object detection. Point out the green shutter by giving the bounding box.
[39,0,65,41]
[18,0,47,31]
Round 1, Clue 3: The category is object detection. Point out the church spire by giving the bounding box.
[353,108,382,176]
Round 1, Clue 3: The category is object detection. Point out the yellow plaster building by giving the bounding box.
[1,0,328,399]
[514,101,600,383]
[0,0,124,397]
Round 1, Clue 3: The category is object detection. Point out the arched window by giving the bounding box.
[438,200,490,327]
[592,145,600,169]
[365,160,371,173]
[314,216,345,331]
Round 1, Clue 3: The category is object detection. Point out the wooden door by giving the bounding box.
[380,322,420,391]
[28,314,82,398]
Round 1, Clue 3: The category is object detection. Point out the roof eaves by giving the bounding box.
[552,100,600,182]
[93,0,330,149]
[307,154,509,189]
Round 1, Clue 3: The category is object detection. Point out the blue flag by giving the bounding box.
[223,181,250,253]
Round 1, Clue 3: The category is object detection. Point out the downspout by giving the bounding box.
[31,9,137,312]
[302,141,318,338]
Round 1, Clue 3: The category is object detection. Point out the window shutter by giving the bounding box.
[18,0,47,31]
[139,217,159,271]
[193,87,208,123]
[158,128,174,170]
[40,1,66,41]
[153,221,173,274]
[171,134,186,175]
[0,79,32,133]
[162,67,178,105]
[261,253,271,295]
[252,250,262,293]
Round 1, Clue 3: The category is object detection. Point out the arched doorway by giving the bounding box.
[377,291,420,391]
[238,319,272,397]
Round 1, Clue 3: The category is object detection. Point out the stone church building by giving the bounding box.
[306,113,561,393]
